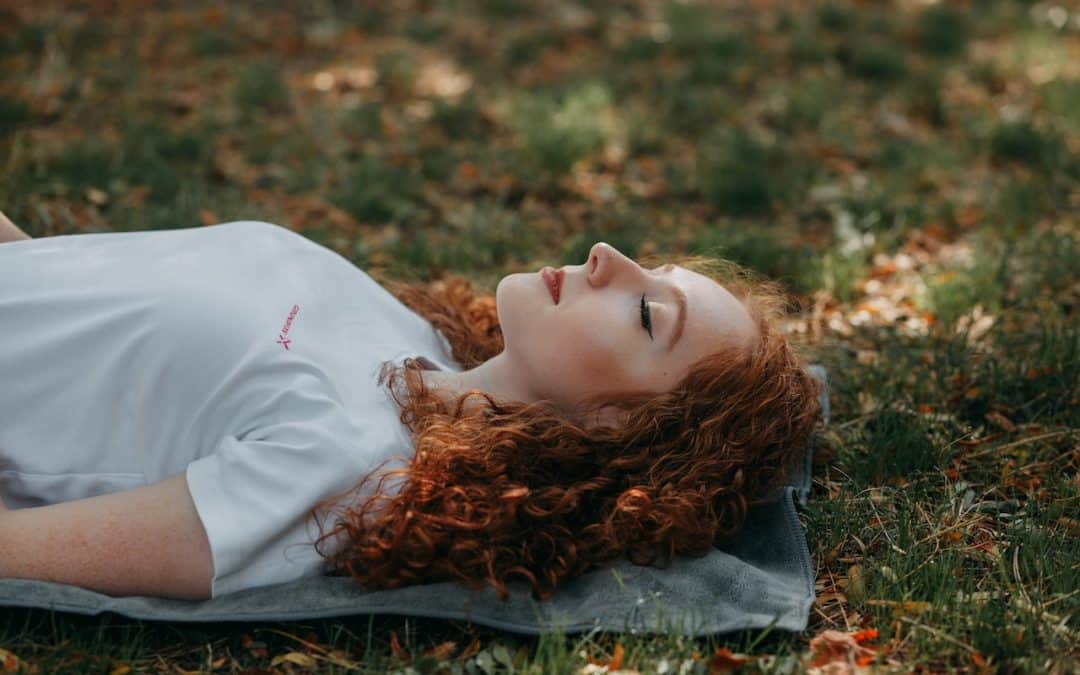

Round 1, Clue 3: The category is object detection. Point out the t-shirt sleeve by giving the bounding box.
[185,379,364,598]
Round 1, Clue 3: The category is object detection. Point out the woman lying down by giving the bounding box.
[0,209,820,601]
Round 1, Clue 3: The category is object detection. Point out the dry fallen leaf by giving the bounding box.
[270,651,318,668]
[586,643,624,671]
[457,638,482,661]
[389,630,410,664]
[804,628,878,674]
[710,646,751,673]
[985,411,1016,432]
[423,641,458,660]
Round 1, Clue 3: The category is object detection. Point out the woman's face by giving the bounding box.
[495,242,758,417]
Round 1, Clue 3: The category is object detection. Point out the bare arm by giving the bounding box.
[0,472,214,600]
[0,209,31,243]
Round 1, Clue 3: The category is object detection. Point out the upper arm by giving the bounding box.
[0,472,213,600]
[0,210,31,244]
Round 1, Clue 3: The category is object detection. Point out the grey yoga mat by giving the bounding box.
[0,367,828,637]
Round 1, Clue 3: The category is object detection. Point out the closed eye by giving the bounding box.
[640,293,653,339]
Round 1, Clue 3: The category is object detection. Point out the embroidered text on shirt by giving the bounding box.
[277,304,300,350]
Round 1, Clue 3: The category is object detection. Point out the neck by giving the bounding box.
[416,351,538,411]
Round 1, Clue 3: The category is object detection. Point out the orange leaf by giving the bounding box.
[389,631,410,664]
[456,161,480,181]
[610,643,624,671]
[586,643,624,670]
[807,629,876,668]
[1008,474,1041,493]
[851,629,878,644]
[710,646,750,673]
[423,641,458,660]
[0,649,21,673]
[457,639,482,661]
[199,209,218,226]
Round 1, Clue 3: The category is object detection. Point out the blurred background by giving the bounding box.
[1,1,1078,672]
[1,2,1075,314]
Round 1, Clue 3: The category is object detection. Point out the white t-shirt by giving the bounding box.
[0,221,460,597]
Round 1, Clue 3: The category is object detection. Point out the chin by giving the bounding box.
[495,272,546,346]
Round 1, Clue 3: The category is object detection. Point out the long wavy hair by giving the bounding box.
[310,253,822,600]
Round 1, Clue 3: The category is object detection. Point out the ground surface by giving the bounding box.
[0,1,1077,673]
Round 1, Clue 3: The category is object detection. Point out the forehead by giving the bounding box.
[669,266,756,351]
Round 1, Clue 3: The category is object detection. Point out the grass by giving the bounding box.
[1,0,1077,672]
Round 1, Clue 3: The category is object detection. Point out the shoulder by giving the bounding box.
[211,220,303,245]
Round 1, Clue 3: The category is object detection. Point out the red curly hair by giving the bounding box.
[310,254,821,600]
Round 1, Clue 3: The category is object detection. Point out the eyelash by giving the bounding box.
[640,293,653,339]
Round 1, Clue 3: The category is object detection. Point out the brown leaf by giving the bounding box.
[457,638,482,661]
[456,161,480,182]
[1005,468,1041,494]
[270,652,318,668]
[710,646,751,673]
[609,643,624,670]
[586,643,624,670]
[985,411,1016,432]
[389,631,410,664]
[1057,516,1080,536]
[954,206,982,229]
[971,650,989,670]
[806,629,877,670]
[869,259,897,278]
[423,641,458,660]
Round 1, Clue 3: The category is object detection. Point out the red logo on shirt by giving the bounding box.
[277,304,300,350]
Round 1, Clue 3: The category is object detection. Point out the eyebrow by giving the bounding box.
[655,264,686,353]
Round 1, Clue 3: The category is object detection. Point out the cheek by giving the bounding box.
[539,319,629,386]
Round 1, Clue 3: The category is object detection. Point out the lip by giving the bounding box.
[541,266,563,305]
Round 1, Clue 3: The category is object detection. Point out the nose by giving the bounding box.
[586,242,641,288]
